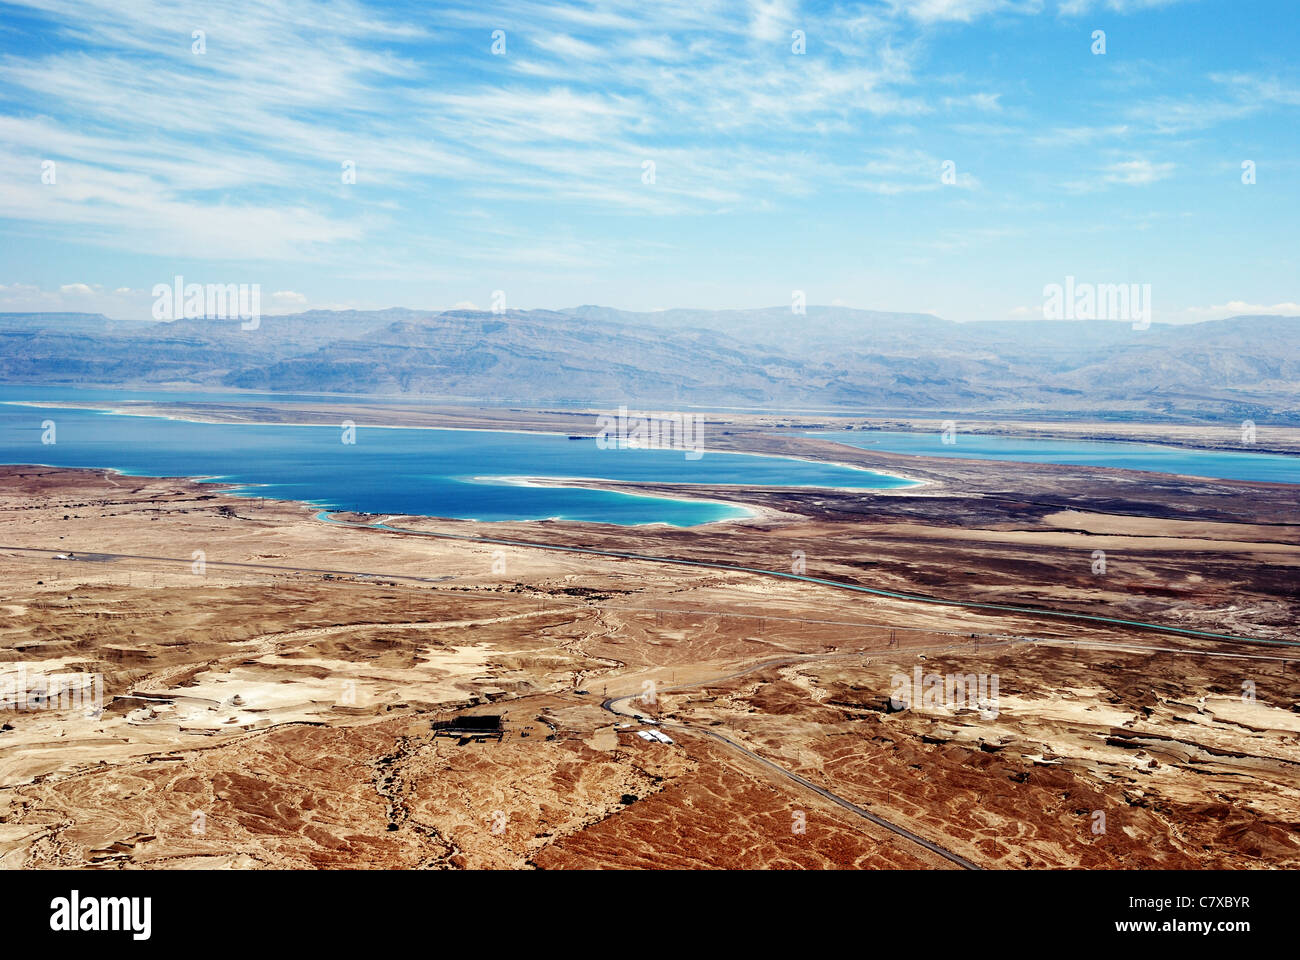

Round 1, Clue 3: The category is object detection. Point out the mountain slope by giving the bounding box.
[0,307,1295,421]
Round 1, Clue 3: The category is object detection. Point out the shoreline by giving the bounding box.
[8,396,1300,460]
[481,472,910,497]
[0,398,928,489]
[8,396,1300,492]
[7,392,1300,460]
[476,476,798,527]
[0,462,783,530]
[0,400,581,439]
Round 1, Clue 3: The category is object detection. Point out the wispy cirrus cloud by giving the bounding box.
[0,0,1294,323]
[887,0,1043,24]
[1103,158,1175,185]
[1060,157,1174,192]
[0,0,940,263]
[1058,0,1190,14]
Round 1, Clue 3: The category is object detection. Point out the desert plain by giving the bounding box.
[0,406,1297,870]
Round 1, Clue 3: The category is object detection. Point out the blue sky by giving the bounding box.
[0,0,1296,323]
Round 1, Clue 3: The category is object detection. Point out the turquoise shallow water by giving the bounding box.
[4,384,1292,525]
[0,396,912,526]
[813,430,1300,485]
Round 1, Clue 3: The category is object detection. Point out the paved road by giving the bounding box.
[8,533,1295,665]
[0,544,453,584]
[598,651,988,870]
[9,519,1291,867]
[12,511,1287,648]
[321,512,1297,649]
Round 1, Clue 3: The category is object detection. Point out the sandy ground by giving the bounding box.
[0,408,1297,869]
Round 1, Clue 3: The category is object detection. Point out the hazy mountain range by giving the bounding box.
[1,307,1297,422]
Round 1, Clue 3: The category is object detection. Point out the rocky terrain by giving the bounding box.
[0,418,1296,870]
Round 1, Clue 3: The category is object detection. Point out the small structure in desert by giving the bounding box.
[431,713,503,743]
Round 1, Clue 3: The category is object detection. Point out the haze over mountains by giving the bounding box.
[2,307,1297,423]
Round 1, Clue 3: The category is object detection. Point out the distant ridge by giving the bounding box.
[0,307,1296,422]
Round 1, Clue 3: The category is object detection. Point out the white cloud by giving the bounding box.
[888,0,1042,24]
[1125,96,1259,135]
[747,0,797,42]
[1104,159,1175,185]
[0,0,1287,317]
[0,0,949,264]
[531,33,605,60]
[854,148,980,194]
[0,282,151,316]
[1059,0,1190,14]
[1186,301,1300,321]
[1032,124,1130,146]
[942,92,1002,112]
[1209,73,1300,107]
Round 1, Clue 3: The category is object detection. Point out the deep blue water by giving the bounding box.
[814,430,1300,484]
[0,398,912,526]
